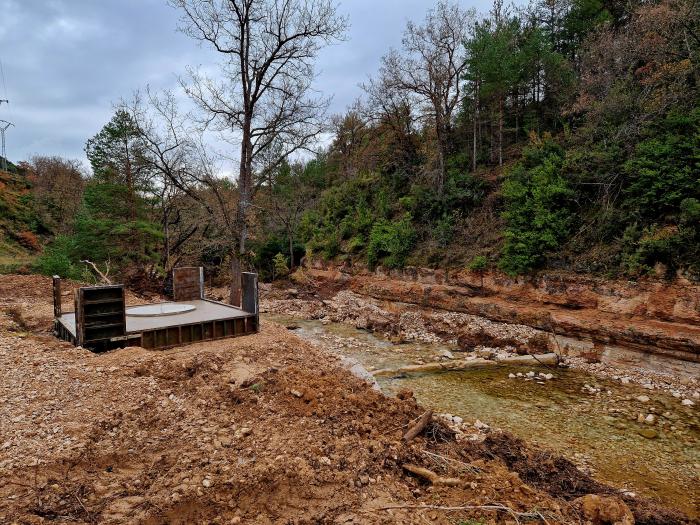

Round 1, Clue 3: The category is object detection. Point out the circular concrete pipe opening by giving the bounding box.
[127,303,196,317]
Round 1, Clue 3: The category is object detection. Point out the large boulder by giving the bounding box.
[577,494,634,525]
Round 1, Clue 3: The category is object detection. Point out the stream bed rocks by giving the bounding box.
[262,287,700,398]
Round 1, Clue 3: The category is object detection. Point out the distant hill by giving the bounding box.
[0,155,18,173]
[0,165,39,272]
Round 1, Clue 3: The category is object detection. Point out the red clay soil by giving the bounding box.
[0,275,694,524]
[299,264,700,366]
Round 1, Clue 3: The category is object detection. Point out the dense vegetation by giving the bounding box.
[2,0,699,284]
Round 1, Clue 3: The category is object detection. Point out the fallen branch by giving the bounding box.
[403,410,432,442]
[373,354,559,377]
[80,260,112,285]
[372,502,548,524]
[402,463,461,486]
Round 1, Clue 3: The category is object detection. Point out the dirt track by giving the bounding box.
[0,275,693,524]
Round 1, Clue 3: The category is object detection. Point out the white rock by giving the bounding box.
[621,377,630,385]
[202,478,212,488]
[319,456,331,466]
[681,399,695,406]
[544,373,554,380]
[644,414,656,424]
[636,395,650,403]
[508,373,516,379]
[526,371,536,378]
[452,416,463,425]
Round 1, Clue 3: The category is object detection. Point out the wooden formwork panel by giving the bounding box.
[137,315,257,350]
[76,285,126,346]
[172,267,203,301]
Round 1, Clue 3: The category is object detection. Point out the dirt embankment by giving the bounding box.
[0,274,694,524]
[294,261,700,376]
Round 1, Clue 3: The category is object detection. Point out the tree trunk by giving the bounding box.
[230,255,241,307]
[238,115,253,257]
[435,114,446,192]
[288,230,295,270]
[472,82,478,172]
[498,96,503,167]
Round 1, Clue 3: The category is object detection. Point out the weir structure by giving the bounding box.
[53,267,259,351]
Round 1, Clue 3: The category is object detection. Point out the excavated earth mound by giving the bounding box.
[0,275,694,524]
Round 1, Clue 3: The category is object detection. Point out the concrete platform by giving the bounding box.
[58,299,250,339]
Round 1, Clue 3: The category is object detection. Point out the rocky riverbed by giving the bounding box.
[266,313,700,517]
[259,286,700,402]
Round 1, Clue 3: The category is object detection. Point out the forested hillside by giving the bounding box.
[4,0,699,285]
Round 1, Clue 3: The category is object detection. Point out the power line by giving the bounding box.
[0,59,8,101]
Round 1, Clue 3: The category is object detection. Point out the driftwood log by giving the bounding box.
[403,410,433,442]
[372,353,559,377]
[402,463,461,486]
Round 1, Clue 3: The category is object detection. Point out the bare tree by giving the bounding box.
[170,0,347,259]
[367,1,474,190]
[123,89,243,271]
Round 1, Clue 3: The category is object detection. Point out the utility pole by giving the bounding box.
[0,119,14,172]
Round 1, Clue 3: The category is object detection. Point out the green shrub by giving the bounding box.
[622,110,700,223]
[468,255,488,271]
[272,252,289,279]
[34,235,82,279]
[499,139,575,275]
[367,213,416,269]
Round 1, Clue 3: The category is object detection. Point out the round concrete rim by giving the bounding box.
[126,303,196,317]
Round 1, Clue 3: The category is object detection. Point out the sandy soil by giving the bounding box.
[0,275,693,524]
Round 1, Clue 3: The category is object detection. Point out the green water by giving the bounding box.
[266,315,700,516]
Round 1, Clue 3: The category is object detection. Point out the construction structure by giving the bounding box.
[53,267,259,351]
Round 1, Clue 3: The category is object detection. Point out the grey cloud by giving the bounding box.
[0,0,497,168]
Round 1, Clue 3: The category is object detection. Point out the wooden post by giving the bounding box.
[230,257,242,307]
[52,275,62,317]
[241,272,259,333]
[74,290,82,346]
[241,272,258,315]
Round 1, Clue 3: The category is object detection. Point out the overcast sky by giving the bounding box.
[0,0,500,172]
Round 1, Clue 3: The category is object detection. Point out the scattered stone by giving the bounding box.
[290,389,303,398]
[319,456,331,466]
[474,419,489,430]
[508,373,516,379]
[644,414,656,425]
[681,399,695,406]
[636,395,650,403]
[638,428,658,439]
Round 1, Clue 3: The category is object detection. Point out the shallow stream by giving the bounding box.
[266,314,700,516]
